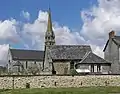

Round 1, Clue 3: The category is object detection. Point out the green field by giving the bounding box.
[1,87,120,94]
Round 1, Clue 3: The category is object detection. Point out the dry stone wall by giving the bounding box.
[1,75,120,89]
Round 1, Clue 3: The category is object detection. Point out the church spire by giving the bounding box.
[45,7,55,48]
[47,7,53,32]
[43,7,55,73]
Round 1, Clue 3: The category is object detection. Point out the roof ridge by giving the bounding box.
[79,51,92,63]
[10,48,44,52]
[92,52,111,63]
[54,45,90,46]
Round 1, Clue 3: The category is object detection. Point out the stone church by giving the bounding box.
[7,9,111,75]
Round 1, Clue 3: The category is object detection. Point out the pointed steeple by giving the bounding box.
[43,7,55,73]
[47,7,53,32]
[44,7,55,48]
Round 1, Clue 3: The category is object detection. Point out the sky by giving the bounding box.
[0,0,120,66]
[0,0,97,27]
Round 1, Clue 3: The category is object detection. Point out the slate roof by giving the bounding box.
[10,49,44,61]
[49,45,92,60]
[77,52,111,64]
[103,36,120,52]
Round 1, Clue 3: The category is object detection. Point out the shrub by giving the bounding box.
[70,69,78,76]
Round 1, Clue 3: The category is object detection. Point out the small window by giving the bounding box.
[26,61,28,69]
[18,66,20,72]
[97,65,101,72]
[48,37,50,40]
[91,65,94,72]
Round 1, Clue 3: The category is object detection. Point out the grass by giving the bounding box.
[1,87,120,94]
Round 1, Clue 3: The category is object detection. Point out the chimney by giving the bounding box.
[109,30,115,38]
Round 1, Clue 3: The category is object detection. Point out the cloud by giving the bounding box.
[80,0,120,57]
[21,11,86,50]
[0,10,85,65]
[0,44,9,66]
[1,0,120,66]
[21,11,30,21]
[21,11,48,50]
[0,19,18,41]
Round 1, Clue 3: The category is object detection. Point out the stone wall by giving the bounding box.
[53,62,70,74]
[104,38,120,74]
[1,75,120,89]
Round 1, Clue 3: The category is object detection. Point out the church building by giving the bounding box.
[7,9,111,75]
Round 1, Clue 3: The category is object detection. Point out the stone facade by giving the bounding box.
[104,32,120,74]
[9,61,43,73]
[53,62,70,74]
[102,65,111,73]
[1,75,120,89]
[8,48,43,74]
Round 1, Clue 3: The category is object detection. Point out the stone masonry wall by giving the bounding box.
[53,62,70,74]
[1,75,120,89]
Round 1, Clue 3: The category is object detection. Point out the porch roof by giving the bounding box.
[76,52,111,65]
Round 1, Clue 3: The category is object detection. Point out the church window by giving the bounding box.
[48,37,50,40]
[97,65,101,72]
[18,66,20,72]
[26,61,28,69]
[91,65,94,72]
